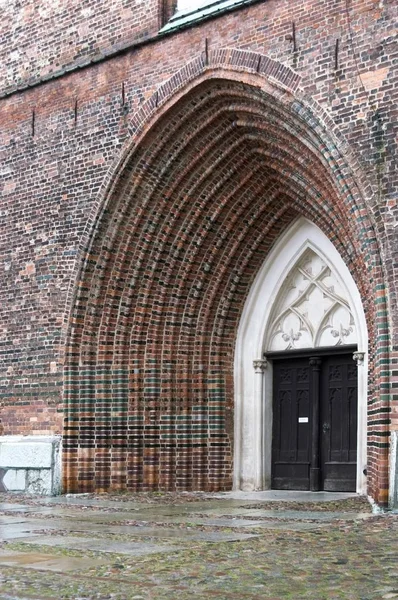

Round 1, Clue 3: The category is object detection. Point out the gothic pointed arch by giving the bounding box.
[63,53,390,503]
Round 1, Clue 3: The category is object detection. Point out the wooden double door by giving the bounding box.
[271,350,357,492]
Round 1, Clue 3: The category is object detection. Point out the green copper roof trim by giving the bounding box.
[160,0,257,33]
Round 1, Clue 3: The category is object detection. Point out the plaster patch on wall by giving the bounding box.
[360,67,390,91]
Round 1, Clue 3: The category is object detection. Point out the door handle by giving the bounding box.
[322,423,330,433]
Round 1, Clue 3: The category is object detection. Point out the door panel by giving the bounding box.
[272,360,311,490]
[271,352,357,492]
[321,355,357,492]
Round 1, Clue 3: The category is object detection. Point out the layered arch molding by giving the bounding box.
[64,54,390,503]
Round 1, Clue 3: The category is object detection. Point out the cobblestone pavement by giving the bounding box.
[0,492,397,600]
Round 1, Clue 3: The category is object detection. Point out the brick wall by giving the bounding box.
[0,0,162,97]
[0,0,397,503]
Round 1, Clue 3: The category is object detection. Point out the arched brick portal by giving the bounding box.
[64,54,390,503]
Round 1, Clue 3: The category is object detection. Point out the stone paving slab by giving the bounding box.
[0,504,35,512]
[0,517,327,544]
[1,528,43,540]
[39,496,145,509]
[2,505,262,524]
[37,490,357,505]
[54,507,367,524]
[0,498,370,523]
[0,516,261,537]
[0,505,368,531]
[0,504,60,515]
[0,516,31,525]
[1,521,64,541]
[1,517,250,541]
[0,549,108,572]
[212,490,358,501]
[245,520,327,531]
[1,517,257,535]
[61,523,261,540]
[4,498,256,512]
[17,535,186,555]
[194,507,365,520]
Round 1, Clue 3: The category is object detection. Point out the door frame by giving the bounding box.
[269,345,358,492]
[233,218,368,494]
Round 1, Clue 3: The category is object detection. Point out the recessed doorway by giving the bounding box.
[234,219,368,494]
[271,348,357,492]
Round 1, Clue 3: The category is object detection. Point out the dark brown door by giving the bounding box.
[271,352,357,492]
[271,358,311,490]
[321,355,357,492]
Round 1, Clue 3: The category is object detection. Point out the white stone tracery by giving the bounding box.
[268,249,357,351]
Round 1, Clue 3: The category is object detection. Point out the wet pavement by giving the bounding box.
[0,491,397,599]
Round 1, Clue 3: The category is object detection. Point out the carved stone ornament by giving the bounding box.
[353,351,365,366]
[267,249,357,351]
[253,359,268,373]
[309,357,322,369]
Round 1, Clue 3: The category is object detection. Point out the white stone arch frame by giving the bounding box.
[234,217,368,494]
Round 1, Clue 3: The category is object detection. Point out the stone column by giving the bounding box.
[353,351,366,494]
[248,358,267,490]
[389,431,398,510]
